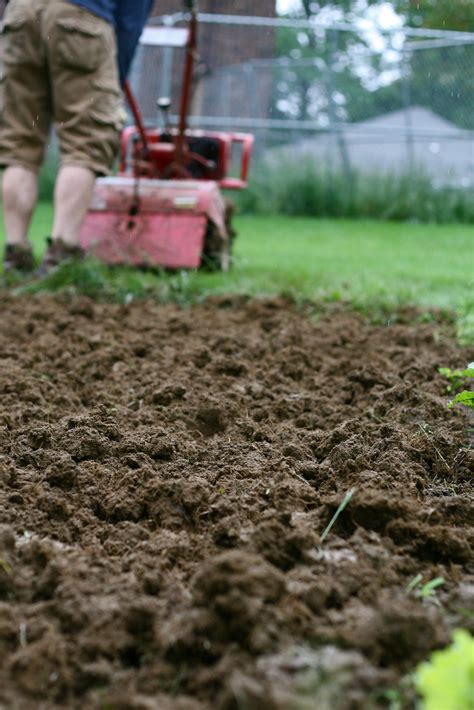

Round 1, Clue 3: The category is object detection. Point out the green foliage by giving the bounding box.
[402,0,474,32]
[237,158,474,224]
[408,44,474,130]
[416,630,474,710]
[9,256,205,305]
[282,0,474,32]
[439,365,474,393]
[376,675,417,710]
[406,574,445,605]
[457,295,474,346]
[272,11,405,126]
[445,363,474,411]
[399,0,474,128]
[418,577,445,601]
[449,390,474,410]
[276,1,474,130]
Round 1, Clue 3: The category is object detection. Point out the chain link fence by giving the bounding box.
[130,13,474,188]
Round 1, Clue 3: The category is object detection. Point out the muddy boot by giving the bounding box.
[37,238,83,277]
[3,243,35,274]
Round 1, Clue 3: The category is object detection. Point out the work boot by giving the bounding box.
[3,243,35,274]
[37,238,83,277]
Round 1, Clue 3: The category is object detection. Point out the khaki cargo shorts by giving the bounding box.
[0,0,125,176]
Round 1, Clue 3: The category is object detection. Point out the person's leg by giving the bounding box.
[2,165,38,246]
[36,164,96,275]
[51,165,95,245]
[38,1,123,273]
[0,1,51,272]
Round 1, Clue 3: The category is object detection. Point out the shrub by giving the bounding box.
[236,157,474,224]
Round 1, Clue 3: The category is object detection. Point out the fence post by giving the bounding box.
[243,62,258,117]
[159,47,174,104]
[402,47,415,170]
[327,29,353,192]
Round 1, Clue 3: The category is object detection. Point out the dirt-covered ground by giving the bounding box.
[0,293,472,709]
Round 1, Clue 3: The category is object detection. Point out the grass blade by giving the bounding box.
[406,573,423,594]
[420,577,445,598]
[320,487,355,546]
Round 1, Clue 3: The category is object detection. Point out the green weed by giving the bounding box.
[445,363,474,411]
[450,390,474,410]
[439,366,474,393]
[416,630,474,710]
[406,574,445,605]
[374,676,417,710]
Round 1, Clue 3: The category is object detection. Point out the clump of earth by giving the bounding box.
[0,293,472,709]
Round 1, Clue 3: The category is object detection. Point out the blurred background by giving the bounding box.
[130,0,474,205]
[1,0,473,221]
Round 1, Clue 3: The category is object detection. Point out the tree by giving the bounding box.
[398,0,474,129]
[272,1,406,125]
[401,0,474,32]
[273,1,473,131]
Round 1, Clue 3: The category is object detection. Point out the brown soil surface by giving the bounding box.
[0,293,472,710]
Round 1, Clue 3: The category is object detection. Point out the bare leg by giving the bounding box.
[52,165,95,246]
[2,165,38,246]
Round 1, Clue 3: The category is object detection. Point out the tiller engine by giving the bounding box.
[79,1,253,270]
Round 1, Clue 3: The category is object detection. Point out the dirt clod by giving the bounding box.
[0,293,472,709]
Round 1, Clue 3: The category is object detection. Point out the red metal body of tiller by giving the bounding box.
[79,5,254,270]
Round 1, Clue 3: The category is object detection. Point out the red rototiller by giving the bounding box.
[79,1,254,271]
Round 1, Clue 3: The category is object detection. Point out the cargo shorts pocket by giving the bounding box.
[55,18,106,72]
[0,75,4,128]
[90,82,126,132]
[2,15,28,65]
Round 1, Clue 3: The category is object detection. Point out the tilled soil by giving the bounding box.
[0,293,473,710]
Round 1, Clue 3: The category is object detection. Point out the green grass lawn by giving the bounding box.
[2,202,473,339]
